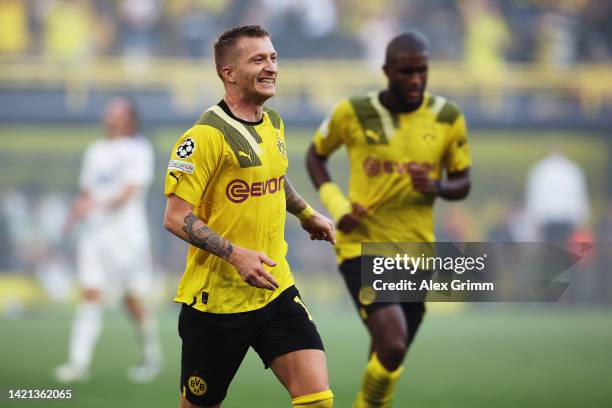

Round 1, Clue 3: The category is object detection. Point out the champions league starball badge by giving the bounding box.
[176,138,195,158]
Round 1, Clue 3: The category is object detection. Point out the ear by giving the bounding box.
[221,65,236,84]
[382,64,390,78]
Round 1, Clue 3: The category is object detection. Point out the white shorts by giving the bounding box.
[77,228,153,297]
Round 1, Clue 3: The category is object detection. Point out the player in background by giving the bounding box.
[163,25,335,408]
[306,31,472,407]
[54,97,162,383]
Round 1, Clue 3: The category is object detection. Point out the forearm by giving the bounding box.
[284,177,308,215]
[164,196,234,261]
[105,185,140,209]
[437,171,471,201]
[305,144,332,189]
[181,214,234,260]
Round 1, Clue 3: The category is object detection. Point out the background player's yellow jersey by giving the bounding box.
[313,92,471,263]
[165,102,293,313]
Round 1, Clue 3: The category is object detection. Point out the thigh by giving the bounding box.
[178,305,253,407]
[366,304,408,347]
[251,287,324,369]
[401,301,426,346]
[339,257,389,321]
[341,258,426,348]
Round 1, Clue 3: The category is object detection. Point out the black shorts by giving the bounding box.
[339,257,426,345]
[178,285,324,407]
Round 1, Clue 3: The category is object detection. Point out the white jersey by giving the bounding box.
[77,134,155,294]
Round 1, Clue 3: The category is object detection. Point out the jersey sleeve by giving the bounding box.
[164,125,225,207]
[443,114,472,173]
[312,99,352,157]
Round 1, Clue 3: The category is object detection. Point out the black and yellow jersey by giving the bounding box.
[313,92,471,263]
[165,101,293,313]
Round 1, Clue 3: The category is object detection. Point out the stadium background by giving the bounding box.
[1,0,611,407]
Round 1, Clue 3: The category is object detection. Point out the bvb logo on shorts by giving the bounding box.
[188,375,207,396]
[358,286,377,306]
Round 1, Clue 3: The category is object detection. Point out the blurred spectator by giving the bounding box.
[242,0,338,58]
[525,151,591,244]
[420,3,463,60]
[460,0,510,73]
[534,3,581,68]
[577,0,612,62]
[167,0,219,59]
[356,0,400,66]
[119,0,161,71]
[0,0,610,64]
[0,0,31,55]
[42,0,95,59]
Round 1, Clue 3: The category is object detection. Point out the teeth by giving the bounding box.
[259,78,274,83]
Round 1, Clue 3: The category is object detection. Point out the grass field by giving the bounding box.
[2,305,612,408]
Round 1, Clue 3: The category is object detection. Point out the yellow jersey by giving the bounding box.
[165,102,293,313]
[313,92,471,263]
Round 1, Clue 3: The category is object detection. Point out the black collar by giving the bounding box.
[217,100,264,126]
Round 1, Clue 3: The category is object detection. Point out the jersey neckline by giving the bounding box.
[217,100,264,126]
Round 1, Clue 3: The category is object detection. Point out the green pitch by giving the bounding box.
[1,306,611,407]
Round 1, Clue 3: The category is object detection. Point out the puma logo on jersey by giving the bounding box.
[365,129,382,143]
[169,172,182,182]
[238,151,251,161]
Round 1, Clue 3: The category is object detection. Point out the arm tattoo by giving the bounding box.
[284,177,307,215]
[182,214,234,260]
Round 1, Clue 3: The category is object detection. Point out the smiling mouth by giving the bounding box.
[407,89,422,98]
[258,78,275,85]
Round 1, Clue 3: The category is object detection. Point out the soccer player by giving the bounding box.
[54,97,162,383]
[163,25,335,408]
[306,31,472,407]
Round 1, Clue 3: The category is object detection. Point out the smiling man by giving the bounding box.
[306,31,472,407]
[163,26,335,408]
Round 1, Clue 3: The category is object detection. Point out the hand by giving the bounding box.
[72,196,95,219]
[63,195,95,234]
[337,203,367,234]
[407,162,437,194]
[228,246,279,290]
[300,211,336,245]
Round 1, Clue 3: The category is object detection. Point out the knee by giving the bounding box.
[376,338,407,370]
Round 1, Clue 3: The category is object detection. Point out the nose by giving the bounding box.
[264,57,277,72]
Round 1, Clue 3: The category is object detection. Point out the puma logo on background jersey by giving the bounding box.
[238,151,251,161]
[365,129,381,143]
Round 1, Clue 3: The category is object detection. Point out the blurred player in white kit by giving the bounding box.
[54,97,162,383]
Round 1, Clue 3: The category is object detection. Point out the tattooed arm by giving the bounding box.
[284,176,308,215]
[164,194,279,290]
[181,212,234,260]
[284,176,336,245]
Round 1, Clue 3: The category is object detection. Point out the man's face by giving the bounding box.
[384,51,428,105]
[104,100,134,138]
[231,36,278,102]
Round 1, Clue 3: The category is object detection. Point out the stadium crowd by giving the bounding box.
[1,0,611,66]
